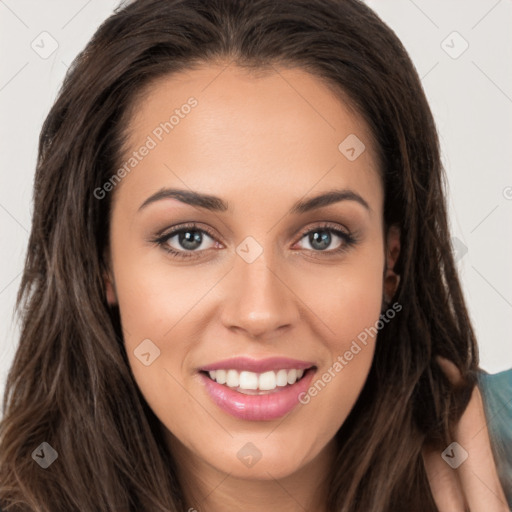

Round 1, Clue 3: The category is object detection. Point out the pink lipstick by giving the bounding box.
[198,357,316,421]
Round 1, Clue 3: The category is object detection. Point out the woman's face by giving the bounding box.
[106,63,395,482]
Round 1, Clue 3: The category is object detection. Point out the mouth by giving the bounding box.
[197,357,317,421]
[199,367,312,395]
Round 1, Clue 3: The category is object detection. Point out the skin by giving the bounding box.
[103,62,506,510]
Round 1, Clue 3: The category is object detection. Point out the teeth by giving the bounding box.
[276,369,288,387]
[215,369,226,384]
[287,369,297,385]
[259,371,276,391]
[226,369,239,388]
[239,371,259,390]
[207,368,307,391]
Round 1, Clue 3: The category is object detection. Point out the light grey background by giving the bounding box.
[1,0,511,406]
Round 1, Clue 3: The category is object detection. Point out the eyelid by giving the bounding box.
[295,221,351,241]
[154,222,220,243]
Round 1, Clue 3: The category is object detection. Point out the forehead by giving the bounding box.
[114,63,382,214]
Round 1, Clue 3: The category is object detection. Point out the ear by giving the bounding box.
[102,252,117,306]
[104,270,118,306]
[383,224,400,305]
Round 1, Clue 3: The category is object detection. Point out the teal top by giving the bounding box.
[478,368,512,509]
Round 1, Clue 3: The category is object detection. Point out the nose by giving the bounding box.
[220,246,300,340]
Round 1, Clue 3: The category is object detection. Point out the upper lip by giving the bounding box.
[199,356,316,373]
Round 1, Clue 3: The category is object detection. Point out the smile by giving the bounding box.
[198,357,317,421]
[205,368,305,393]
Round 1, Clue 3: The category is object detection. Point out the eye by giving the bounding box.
[153,223,219,259]
[295,223,356,255]
[151,221,357,260]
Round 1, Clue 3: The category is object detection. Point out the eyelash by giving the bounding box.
[151,222,357,260]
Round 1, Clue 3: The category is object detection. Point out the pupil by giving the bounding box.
[179,230,202,250]
[310,230,330,250]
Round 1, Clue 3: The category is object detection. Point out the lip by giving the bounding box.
[199,356,315,373]
[199,367,316,421]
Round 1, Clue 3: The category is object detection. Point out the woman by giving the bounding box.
[0,0,509,510]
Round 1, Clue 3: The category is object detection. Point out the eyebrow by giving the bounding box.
[138,187,370,214]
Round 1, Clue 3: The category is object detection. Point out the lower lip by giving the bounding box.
[199,369,316,421]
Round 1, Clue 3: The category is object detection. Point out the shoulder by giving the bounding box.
[478,368,512,508]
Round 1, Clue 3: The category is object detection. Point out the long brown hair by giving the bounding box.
[0,0,479,510]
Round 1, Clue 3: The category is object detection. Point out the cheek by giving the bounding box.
[114,261,205,439]
[113,258,202,384]
[292,243,384,431]
[298,244,385,346]
[116,265,202,337]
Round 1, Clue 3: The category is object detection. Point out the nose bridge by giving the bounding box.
[221,235,298,337]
